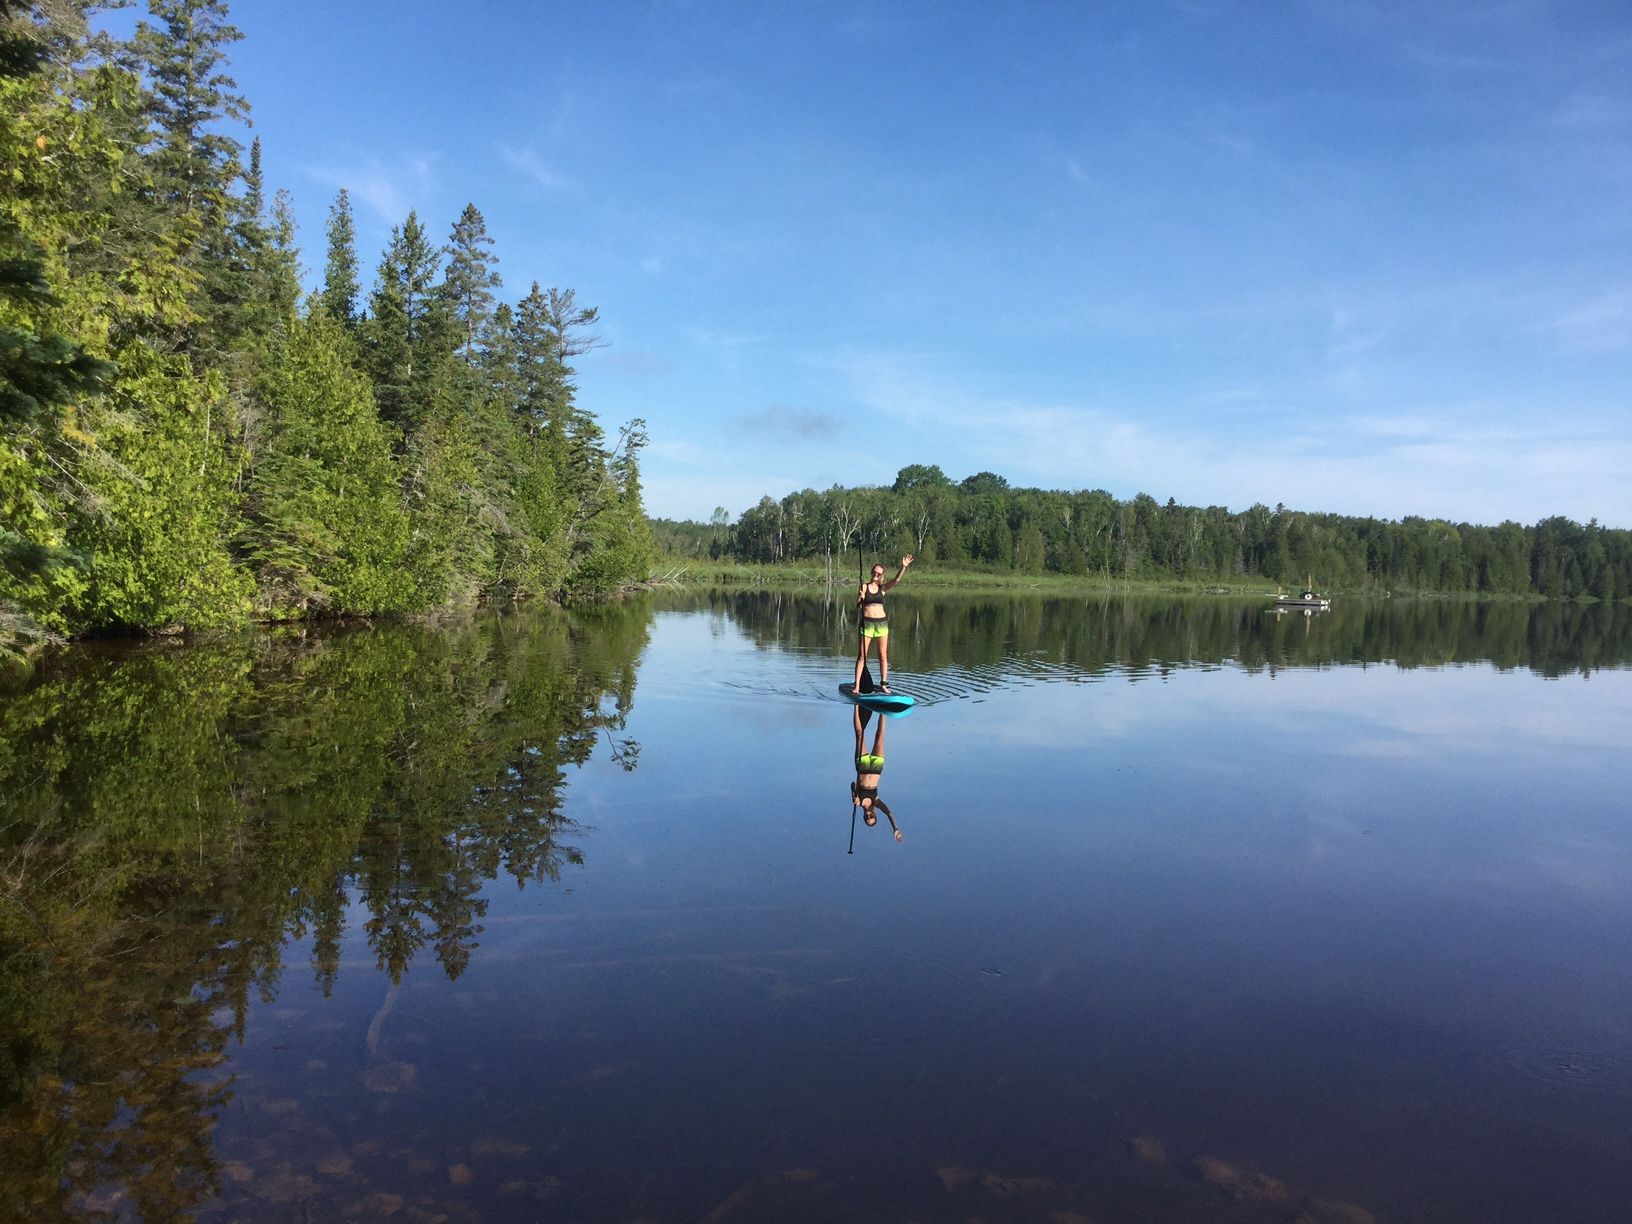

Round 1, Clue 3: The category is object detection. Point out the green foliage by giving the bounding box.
[0,5,652,652]
[401,392,493,605]
[70,344,250,629]
[242,310,411,617]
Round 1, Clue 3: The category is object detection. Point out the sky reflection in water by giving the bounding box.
[3,593,1631,1222]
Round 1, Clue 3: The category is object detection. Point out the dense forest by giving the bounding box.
[0,0,652,659]
[654,465,1632,600]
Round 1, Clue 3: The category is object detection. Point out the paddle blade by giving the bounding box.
[859,662,875,693]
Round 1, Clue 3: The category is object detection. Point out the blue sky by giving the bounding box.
[212,1,1629,525]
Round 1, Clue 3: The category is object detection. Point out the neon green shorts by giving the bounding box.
[855,754,884,772]
[859,620,889,639]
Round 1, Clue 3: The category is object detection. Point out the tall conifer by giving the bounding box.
[133,0,252,351]
[442,203,500,361]
[321,187,359,326]
[363,212,450,430]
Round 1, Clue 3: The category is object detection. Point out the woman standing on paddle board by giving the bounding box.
[853,553,913,693]
[851,704,902,842]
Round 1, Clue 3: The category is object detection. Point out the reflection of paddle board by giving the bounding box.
[839,683,916,713]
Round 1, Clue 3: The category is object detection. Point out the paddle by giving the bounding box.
[856,532,875,693]
[848,803,857,854]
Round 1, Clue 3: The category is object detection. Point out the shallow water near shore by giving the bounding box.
[4,591,1631,1222]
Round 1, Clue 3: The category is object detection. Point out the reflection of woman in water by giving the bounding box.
[854,554,913,693]
[851,704,902,842]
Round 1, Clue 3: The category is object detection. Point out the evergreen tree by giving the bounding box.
[243,131,263,218]
[0,2,115,649]
[363,211,451,430]
[442,202,500,360]
[401,394,491,605]
[320,187,359,325]
[514,283,605,529]
[132,0,252,351]
[513,280,559,434]
[242,310,411,616]
[71,345,252,629]
[262,187,301,319]
[476,303,567,597]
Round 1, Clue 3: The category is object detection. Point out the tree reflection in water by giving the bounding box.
[673,586,1632,679]
[0,602,647,1219]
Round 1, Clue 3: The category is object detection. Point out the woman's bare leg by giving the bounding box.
[878,633,890,688]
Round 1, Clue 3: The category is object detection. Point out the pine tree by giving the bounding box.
[132,0,252,352]
[243,131,264,218]
[513,280,560,435]
[262,188,301,319]
[363,212,452,430]
[475,303,566,597]
[441,203,500,361]
[321,187,359,325]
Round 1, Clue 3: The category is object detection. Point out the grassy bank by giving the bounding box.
[647,556,1580,602]
[654,557,1307,597]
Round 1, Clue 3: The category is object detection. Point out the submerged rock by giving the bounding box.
[1194,1156,1288,1203]
[1127,1135,1166,1165]
[1295,1199,1376,1224]
[362,1060,417,1093]
[252,1167,319,1203]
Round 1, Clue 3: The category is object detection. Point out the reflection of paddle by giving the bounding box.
[848,803,857,854]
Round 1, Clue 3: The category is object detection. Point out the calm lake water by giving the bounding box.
[4,591,1631,1222]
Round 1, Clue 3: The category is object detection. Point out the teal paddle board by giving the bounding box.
[839,683,916,713]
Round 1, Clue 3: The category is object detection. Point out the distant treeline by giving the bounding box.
[1,2,651,656]
[653,466,1630,599]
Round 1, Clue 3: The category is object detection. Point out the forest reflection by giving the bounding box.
[665,587,1632,679]
[0,603,648,1220]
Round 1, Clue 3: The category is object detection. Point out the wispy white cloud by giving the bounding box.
[304,155,439,224]
[640,255,665,275]
[1544,290,1632,353]
[683,325,762,374]
[499,145,573,191]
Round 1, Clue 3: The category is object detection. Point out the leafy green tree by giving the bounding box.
[960,470,1009,496]
[892,462,951,494]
